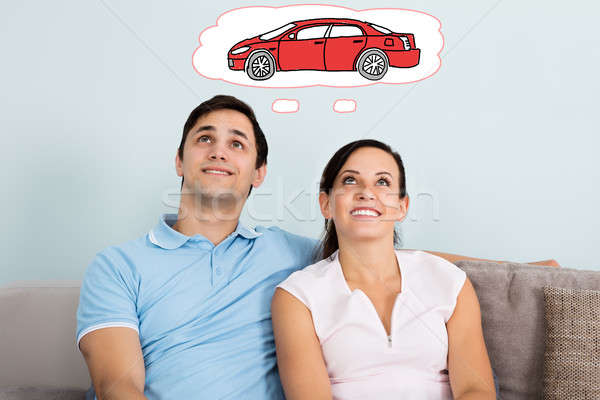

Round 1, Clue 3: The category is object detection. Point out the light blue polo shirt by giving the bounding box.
[76,214,318,399]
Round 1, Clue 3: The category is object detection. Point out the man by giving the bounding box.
[77,95,557,399]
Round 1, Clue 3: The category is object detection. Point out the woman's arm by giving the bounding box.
[446,277,496,400]
[271,288,332,400]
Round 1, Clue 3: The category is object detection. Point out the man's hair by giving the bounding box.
[178,95,268,193]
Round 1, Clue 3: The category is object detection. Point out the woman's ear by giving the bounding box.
[397,195,410,222]
[318,191,332,219]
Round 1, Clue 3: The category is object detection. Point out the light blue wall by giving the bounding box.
[1,0,598,285]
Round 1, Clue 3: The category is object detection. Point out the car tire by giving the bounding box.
[356,49,389,81]
[245,51,276,81]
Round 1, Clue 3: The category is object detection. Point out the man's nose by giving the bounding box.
[209,144,227,161]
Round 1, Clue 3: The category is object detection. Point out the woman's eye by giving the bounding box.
[198,135,211,143]
[342,176,356,184]
[232,141,244,149]
[376,178,390,186]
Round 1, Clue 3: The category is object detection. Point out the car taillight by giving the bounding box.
[403,34,416,49]
[399,36,411,50]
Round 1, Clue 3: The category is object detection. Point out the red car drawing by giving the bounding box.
[227,18,420,81]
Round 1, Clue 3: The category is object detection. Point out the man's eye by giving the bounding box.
[198,135,211,143]
[376,178,390,186]
[342,176,356,184]
[232,141,244,149]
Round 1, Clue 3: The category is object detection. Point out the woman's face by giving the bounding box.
[319,146,409,244]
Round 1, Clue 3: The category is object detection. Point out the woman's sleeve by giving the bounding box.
[276,270,312,310]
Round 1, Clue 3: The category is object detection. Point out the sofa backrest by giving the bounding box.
[455,260,600,400]
[0,281,90,390]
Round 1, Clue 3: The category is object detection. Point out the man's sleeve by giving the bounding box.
[76,248,140,349]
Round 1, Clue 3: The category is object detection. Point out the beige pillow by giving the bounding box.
[543,286,600,399]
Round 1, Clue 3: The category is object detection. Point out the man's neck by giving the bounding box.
[171,196,243,246]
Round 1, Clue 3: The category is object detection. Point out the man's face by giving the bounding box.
[176,109,266,209]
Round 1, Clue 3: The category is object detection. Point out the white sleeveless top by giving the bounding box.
[277,249,467,400]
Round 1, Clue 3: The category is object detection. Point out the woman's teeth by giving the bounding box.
[351,209,379,216]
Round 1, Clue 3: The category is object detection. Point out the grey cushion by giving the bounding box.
[0,282,90,389]
[0,386,85,400]
[454,260,600,400]
[542,286,600,399]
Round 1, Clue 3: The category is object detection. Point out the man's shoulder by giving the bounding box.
[90,233,153,272]
[254,225,319,248]
[252,226,319,267]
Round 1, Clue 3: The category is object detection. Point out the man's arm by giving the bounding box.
[79,327,147,400]
[421,250,560,267]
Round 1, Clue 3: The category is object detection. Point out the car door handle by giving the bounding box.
[353,39,364,43]
[314,40,324,44]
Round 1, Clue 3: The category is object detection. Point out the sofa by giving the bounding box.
[1,260,598,400]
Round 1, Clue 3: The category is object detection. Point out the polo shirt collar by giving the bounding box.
[148,213,262,250]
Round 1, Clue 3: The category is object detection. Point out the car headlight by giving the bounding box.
[231,46,250,55]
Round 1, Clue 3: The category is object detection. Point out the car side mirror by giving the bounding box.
[288,33,295,39]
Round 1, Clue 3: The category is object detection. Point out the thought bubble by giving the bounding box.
[272,99,300,113]
[333,99,357,113]
[192,5,443,88]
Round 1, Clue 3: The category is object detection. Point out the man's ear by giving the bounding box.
[251,163,267,188]
[318,191,332,219]
[175,150,183,177]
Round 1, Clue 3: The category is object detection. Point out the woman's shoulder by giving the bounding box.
[276,254,341,311]
[396,249,464,271]
[395,249,466,290]
[280,254,338,287]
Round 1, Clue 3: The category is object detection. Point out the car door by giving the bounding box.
[278,25,330,71]
[324,25,366,71]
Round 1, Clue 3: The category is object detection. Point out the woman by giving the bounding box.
[271,139,496,399]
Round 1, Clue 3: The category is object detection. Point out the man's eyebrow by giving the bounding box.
[193,125,215,134]
[192,126,249,141]
[230,129,249,141]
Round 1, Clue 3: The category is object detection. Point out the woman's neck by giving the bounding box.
[337,237,400,285]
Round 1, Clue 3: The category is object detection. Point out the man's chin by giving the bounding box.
[186,184,242,205]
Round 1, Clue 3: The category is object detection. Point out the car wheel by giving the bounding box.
[246,51,275,81]
[357,49,389,81]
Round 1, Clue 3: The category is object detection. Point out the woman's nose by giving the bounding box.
[355,188,375,201]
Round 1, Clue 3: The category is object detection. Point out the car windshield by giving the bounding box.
[369,23,392,34]
[259,23,296,40]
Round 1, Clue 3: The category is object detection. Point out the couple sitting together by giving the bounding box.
[78,94,552,399]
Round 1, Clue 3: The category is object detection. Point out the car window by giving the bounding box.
[296,25,329,40]
[370,23,392,34]
[329,25,363,38]
[259,23,296,40]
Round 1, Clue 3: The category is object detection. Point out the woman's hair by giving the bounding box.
[314,139,407,262]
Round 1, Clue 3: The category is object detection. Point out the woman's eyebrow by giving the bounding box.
[340,169,360,175]
[376,171,392,177]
